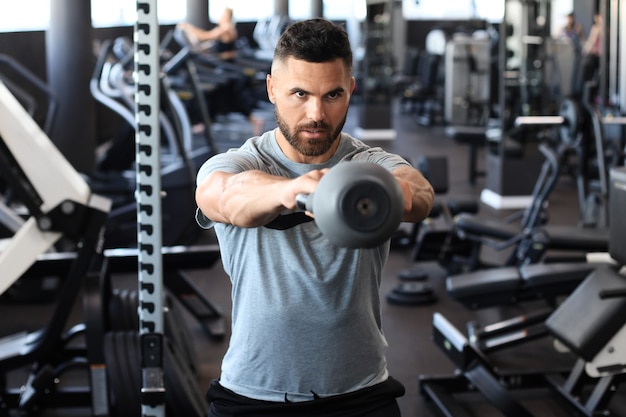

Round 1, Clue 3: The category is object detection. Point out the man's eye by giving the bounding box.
[295,91,306,98]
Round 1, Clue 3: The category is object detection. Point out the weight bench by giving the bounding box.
[538,166,626,415]
[445,262,606,353]
[546,265,626,372]
[419,166,626,417]
[447,262,602,310]
[541,264,626,415]
[455,213,610,254]
[420,269,626,416]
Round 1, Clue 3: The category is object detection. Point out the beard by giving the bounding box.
[275,107,348,157]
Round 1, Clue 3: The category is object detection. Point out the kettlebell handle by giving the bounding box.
[295,193,312,212]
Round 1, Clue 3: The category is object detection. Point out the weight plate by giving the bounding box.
[164,292,199,377]
[164,337,209,417]
[392,282,434,295]
[559,98,581,146]
[108,288,199,378]
[386,282,438,306]
[107,288,123,330]
[123,331,142,413]
[104,331,141,416]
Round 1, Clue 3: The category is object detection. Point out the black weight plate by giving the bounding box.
[107,288,122,330]
[164,337,209,417]
[103,332,121,411]
[123,331,142,415]
[397,266,429,281]
[164,293,199,377]
[115,331,141,415]
[109,289,199,378]
[128,289,140,330]
[386,282,438,306]
[104,321,206,416]
[114,288,132,331]
[392,282,434,295]
[104,331,141,416]
[122,289,138,331]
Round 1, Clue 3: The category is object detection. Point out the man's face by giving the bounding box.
[267,57,355,163]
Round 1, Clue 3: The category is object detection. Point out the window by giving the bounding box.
[402,0,504,22]
[0,0,50,32]
[0,0,572,32]
[209,0,274,23]
[91,0,186,27]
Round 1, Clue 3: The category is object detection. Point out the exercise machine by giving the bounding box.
[90,36,202,248]
[0,76,113,415]
[418,166,626,416]
[449,101,611,273]
[165,27,269,146]
[0,31,218,413]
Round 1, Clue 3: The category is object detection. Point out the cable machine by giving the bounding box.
[481,0,554,209]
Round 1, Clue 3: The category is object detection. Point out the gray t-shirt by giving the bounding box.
[196,130,410,402]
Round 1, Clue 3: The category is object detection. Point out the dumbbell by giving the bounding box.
[296,162,404,249]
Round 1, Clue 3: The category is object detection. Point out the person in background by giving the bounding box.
[194,17,434,417]
[581,12,603,97]
[559,12,586,98]
[178,7,265,135]
[178,7,239,61]
[560,11,585,52]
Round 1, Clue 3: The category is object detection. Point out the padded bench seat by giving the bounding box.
[546,265,626,362]
[454,213,609,253]
[454,213,521,241]
[447,262,601,310]
[446,267,522,309]
[542,225,609,252]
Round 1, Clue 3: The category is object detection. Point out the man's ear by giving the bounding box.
[266,74,275,104]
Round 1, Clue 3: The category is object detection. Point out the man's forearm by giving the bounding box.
[392,165,434,223]
[196,170,289,228]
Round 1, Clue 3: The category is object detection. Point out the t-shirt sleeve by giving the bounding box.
[196,149,263,186]
[349,148,413,172]
[195,148,264,229]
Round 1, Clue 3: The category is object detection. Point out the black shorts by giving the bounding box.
[206,377,406,417]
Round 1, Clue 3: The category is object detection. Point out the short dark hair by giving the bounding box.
[273,18,352,71]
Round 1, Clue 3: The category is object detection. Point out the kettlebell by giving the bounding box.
[296,161,404,248]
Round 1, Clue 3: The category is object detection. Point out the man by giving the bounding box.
[195,18,434,417]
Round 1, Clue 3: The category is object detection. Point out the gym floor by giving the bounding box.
[2,99,625,416]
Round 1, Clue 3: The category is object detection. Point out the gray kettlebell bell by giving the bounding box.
[296,162,404,248]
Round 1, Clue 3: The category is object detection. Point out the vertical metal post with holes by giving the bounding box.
[134,1,165,416]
